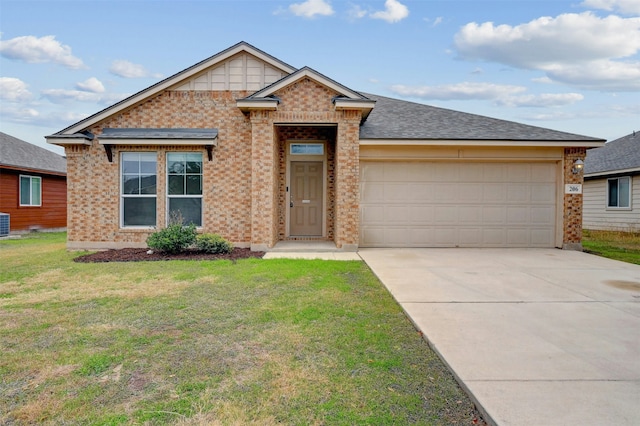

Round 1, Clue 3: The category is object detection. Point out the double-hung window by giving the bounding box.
[121,152,157,226]
[607,177,631,208]
[20,175,41,206]
[167,153,203,226]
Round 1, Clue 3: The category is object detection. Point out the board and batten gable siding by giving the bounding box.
[172,53,288,92]
[583,175,640,231]
[0,168,67,231]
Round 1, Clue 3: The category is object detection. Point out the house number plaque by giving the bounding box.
[565,184,582,194]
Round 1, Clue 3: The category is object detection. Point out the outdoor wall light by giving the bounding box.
[572,159,584,174]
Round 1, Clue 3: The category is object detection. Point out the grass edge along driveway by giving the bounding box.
[0,233,483,425]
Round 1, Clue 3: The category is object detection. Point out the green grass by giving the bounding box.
[583,229,640,265]
[0,233,481,425]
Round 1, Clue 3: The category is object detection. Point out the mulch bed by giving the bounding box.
[73,247,265,263]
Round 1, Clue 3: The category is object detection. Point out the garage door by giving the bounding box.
[360,162,558,247]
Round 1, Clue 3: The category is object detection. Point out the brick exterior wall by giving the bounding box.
[66,91,255,249]
[563,147,587,249]
[65,78,363,250]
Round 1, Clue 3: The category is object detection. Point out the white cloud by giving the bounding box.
[0,77,33,102]
[41,88,130,105]
[581,0,640,15]
[391,82,526,101]
[391,82,584,108]
[371,0,409,23]
[348,4,367,20]
[546,59,640,91]
[496,93,584,107]
[109,59,162,79]
[0,35,85,69]
[289,0,334,18]
[454,12,640,91]
[0,104,40,124]
[75,77,105,93]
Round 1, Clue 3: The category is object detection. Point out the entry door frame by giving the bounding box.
[285,140,327,238]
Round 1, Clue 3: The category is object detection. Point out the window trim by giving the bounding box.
[120,152,158,228]
[166,152,204,227]
[606,176,632,210]
[19,175,42,207]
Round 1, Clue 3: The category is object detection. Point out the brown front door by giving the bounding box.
[290,161,323,236]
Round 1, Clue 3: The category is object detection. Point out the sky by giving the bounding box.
[1,0,639,156]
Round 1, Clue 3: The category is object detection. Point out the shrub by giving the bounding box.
[146,223,197,254]
[196,233,234,254]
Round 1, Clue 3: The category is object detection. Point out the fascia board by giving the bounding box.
[359,139,607,147]
[46,136,93,146]
[334,99,376,110]
[236,99,279,111]
[98,139,217,146]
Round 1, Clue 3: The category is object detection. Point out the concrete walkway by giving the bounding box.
[358,248,640,426]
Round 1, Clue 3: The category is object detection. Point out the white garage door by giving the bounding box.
[360,162,558,248]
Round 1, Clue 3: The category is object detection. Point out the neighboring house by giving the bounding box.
[583,132,640,232]
[0,132,67,232]
[46,42,604,251]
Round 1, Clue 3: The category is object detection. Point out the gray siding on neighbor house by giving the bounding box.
[583,175,640,231]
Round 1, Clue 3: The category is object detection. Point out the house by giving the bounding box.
[46,41,604,251]
[0,132,67,233]
[583,132,640,232]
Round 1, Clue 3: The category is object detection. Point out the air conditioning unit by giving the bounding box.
[0,213,9,237]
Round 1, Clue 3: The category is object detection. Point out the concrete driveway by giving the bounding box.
[358,248,640,426]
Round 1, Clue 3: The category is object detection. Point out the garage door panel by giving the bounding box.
[434,206,459,224]
[531,206,555,223]
[459,206,482,223]
[531,185,555,202]
[409,206,434,223]
[361,182,384,202]
[482,206,506,223]
[360,161,557,248]
[384,183,411,202]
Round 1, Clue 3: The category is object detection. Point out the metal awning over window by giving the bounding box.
[99,128,218,145]
[99,128,218,162]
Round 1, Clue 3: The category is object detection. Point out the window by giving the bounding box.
[290,143,324,155]
[167,153,203,226]
[608,177,631,208]
[20,175,41,206]
[121,152,157,227]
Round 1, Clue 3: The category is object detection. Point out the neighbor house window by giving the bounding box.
[167,153,203,226]
[20,175,41,206]
[608,177,631,208]
[121,152,157,227]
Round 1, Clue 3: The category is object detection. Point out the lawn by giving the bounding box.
[0,233,482,425]
[582,229,640,265]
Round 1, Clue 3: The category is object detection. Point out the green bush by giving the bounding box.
[196,233,234,254]
[146,223,197,254]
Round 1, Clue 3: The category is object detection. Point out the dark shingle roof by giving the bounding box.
[584,132,640,175]
[359,93,604,142]
[0,132,66,174]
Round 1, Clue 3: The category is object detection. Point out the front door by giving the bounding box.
[290,161,323,236]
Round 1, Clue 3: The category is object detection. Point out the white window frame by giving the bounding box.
[120,152,157,228]
[166,152,203,227]
[19,175,42,207]
[607,176,632,209]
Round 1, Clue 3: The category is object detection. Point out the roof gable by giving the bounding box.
[584,132,640,176]
[245,66,369,100]
[0,132,66,175]
[51,42,296,137]
[171,52,290,92]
